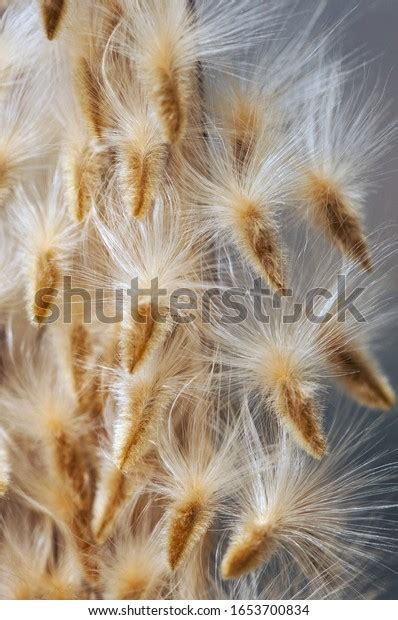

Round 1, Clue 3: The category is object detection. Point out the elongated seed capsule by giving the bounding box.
[273,380,326,459]
[52,430,91,512]
[70,322,103,420]
[65,143,99,223]
[31,249,61,325]
[266,352,326,458]
[229,96,261,167]
[221,521,278,579]
[319,324,395,410]
[137,1,195,146]
[306,174,372,271]
[120,304,172,374]
[42,400,92,513]
[74,58,105,140]
[150,63,191,145]
[119,143,169,218]
[70,517,98,587]
[92,459,154,544]
[70,322,91,394]
[114,378,172,473]
[39,0,67,41]
[232,197,285,292]
[167,489,215,571]
[92,466,128,544]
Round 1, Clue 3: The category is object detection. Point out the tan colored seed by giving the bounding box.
[320,325,396,410]
[115,381,171,473]
[167,491,214,571]
[222,521,278,579]
[306,174,372,271]
[124,144,168,218]
[39,0,67,41]
[232,198,285,292]
[120,304,171,374]
[151,65,190,144]
[32,249,61,325]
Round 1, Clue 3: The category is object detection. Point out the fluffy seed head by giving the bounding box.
[221,404,398,586]
[299,72,395,270]
[152,396,240,570]
[131,1,196,144]
[0,76,52,207]
[183,128,295,292]
[100,520,168,600]
[0,517,82,599]
[11,172,79,326]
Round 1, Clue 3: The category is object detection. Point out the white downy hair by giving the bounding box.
[117,0,281,145]
[297,70,396,271]
[219,399,398,594]
[0,71,55,208]
[11,169,80,325]
[151,392,241,571]
[99,507,169,600]
[0,2,44,92]
[0,217,22,323]
[203,238,396,458]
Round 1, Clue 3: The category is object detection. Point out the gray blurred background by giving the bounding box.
[323,0,398,228]
[319,0,398,599]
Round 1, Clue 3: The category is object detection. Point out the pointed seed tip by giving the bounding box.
[40,0,67,41]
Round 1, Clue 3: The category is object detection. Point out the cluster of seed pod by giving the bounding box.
[0,0,397,601]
